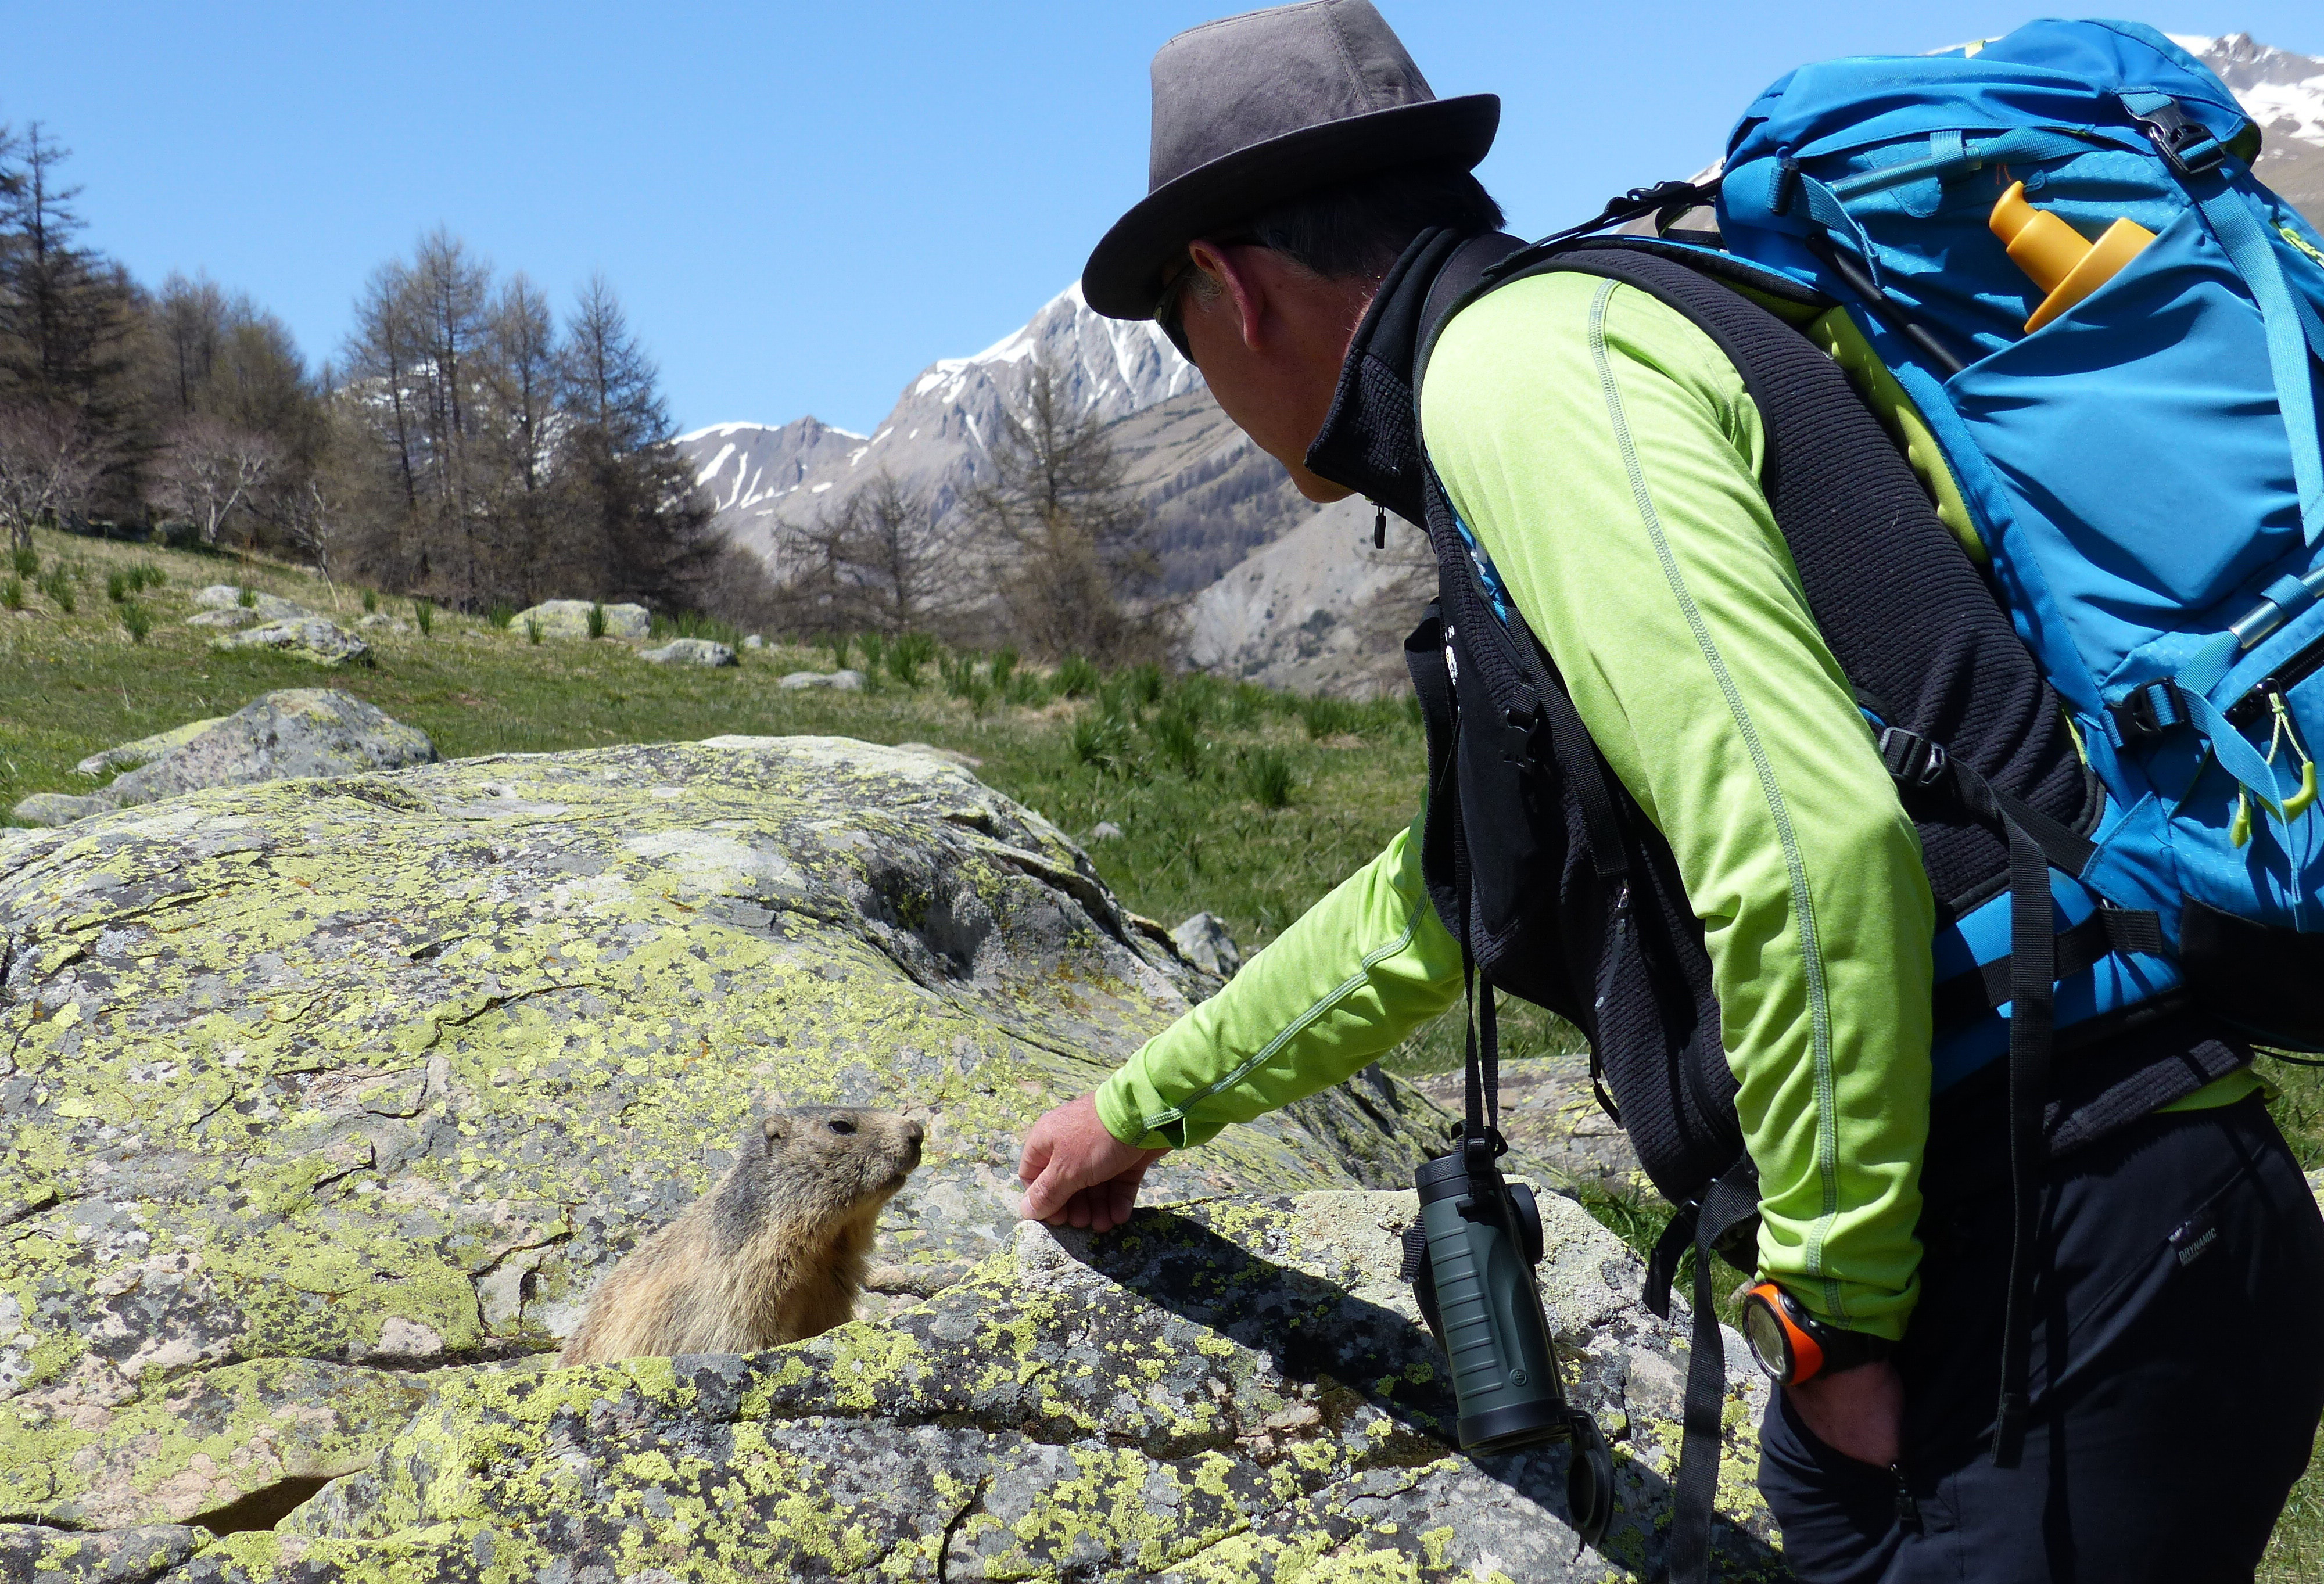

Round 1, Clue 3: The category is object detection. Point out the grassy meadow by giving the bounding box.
[3,524,2316,1571]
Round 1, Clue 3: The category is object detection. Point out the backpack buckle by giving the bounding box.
[2110,679,2187,742]
[1501,706,1545,774]
[1877,725,1949,788]
[2127,97,2226,178]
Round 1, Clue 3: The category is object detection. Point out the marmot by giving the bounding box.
[557,1106,924,1366]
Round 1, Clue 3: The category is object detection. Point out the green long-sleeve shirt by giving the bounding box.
[1096,270,2247,1340]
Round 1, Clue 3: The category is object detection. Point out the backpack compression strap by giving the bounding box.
[1644,1159,1759,1584]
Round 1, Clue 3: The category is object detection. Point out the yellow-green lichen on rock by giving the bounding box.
[146,1190,1778,1582]
[0,737,1458,1562]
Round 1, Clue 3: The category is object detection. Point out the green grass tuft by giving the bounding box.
[887,631,938,687]
[1057,654,1099,698]
[117,601,151,643]
[362,588,379,613]
[586,601,607,639]
[8,545,35,578]
[2,576,20,612]
[414,599,433,635]
[1149,705,1204,779]
[1238,745,1295,809]
[1070,710,1137,777]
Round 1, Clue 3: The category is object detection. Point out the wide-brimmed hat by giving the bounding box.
[1081,0,1498,321]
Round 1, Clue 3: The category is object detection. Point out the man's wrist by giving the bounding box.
[1740,1280,1895,1385]
[1092,1073,1172,1151]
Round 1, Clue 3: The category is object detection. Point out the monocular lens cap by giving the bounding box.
[1565,1410,1616,1547]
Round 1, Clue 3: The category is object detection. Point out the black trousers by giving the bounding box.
[1758,1094,2324,1583]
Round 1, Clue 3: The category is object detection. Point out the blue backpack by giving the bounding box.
[1638,19,2324,1061]
[1476,23,2324,1569]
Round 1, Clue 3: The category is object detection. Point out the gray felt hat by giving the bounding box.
[1081,0,1498,321]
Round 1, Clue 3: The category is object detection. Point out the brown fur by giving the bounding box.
[557,1106,924,1366]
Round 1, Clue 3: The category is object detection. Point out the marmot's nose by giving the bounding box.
[904,1118,926,1147]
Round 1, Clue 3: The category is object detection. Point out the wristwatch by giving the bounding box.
[1738,1280,1895,1385]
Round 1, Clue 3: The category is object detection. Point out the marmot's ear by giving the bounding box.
[741,1116,778,1158]
[758,1114,788,1148]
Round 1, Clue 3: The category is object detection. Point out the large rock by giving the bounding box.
[0,737,1460,1545]
[639,637,737,667]
[12,692,436,827]
[206,617,370,669]
[508,599,650,641]
[0,1192,1782,1581]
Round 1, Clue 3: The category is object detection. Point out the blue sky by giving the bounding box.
[8,3,2321,436]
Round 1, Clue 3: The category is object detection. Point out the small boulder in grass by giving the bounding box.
[76,716,226,778]
[743,634,765,651]
[16,690,437,828]
[779,669,867,691]
[511,599,651,641]
[10,791,108,827]
[640,638,738,667]
[193,585,313,622]
[1090,821,1125,842]
[207,616,371,668]
[1170,911,1245,979]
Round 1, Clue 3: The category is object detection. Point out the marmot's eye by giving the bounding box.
[827,1118,856,1136]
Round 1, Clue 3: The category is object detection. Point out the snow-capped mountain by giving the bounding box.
[680,416,869,528]
[677,284,1205,581]
[2175,33,2324,217]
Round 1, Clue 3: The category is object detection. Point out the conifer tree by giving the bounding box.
[967,353,1167,662]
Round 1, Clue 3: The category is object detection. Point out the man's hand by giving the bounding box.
[1017,1092,1169,1233]
[1785,1359,1903,1468]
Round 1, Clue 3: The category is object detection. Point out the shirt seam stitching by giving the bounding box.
[1586,276,1846,1319]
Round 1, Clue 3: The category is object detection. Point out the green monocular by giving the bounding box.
[1403,1141,1615,1545]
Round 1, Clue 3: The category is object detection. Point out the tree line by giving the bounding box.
[0,121,732,616]
[0,115,1175,661]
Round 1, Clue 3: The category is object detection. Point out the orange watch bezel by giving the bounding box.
[1745,1280,1826,1384]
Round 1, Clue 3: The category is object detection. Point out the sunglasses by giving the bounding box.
[1153,261,1196,362]
[1152,238,1256,364]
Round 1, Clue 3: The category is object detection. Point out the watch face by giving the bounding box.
[1741,1290,1794,1382]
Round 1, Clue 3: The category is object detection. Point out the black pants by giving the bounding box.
[1758,1095,2324,1583]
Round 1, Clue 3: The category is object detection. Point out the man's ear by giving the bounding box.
[1187,239,1266,351]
